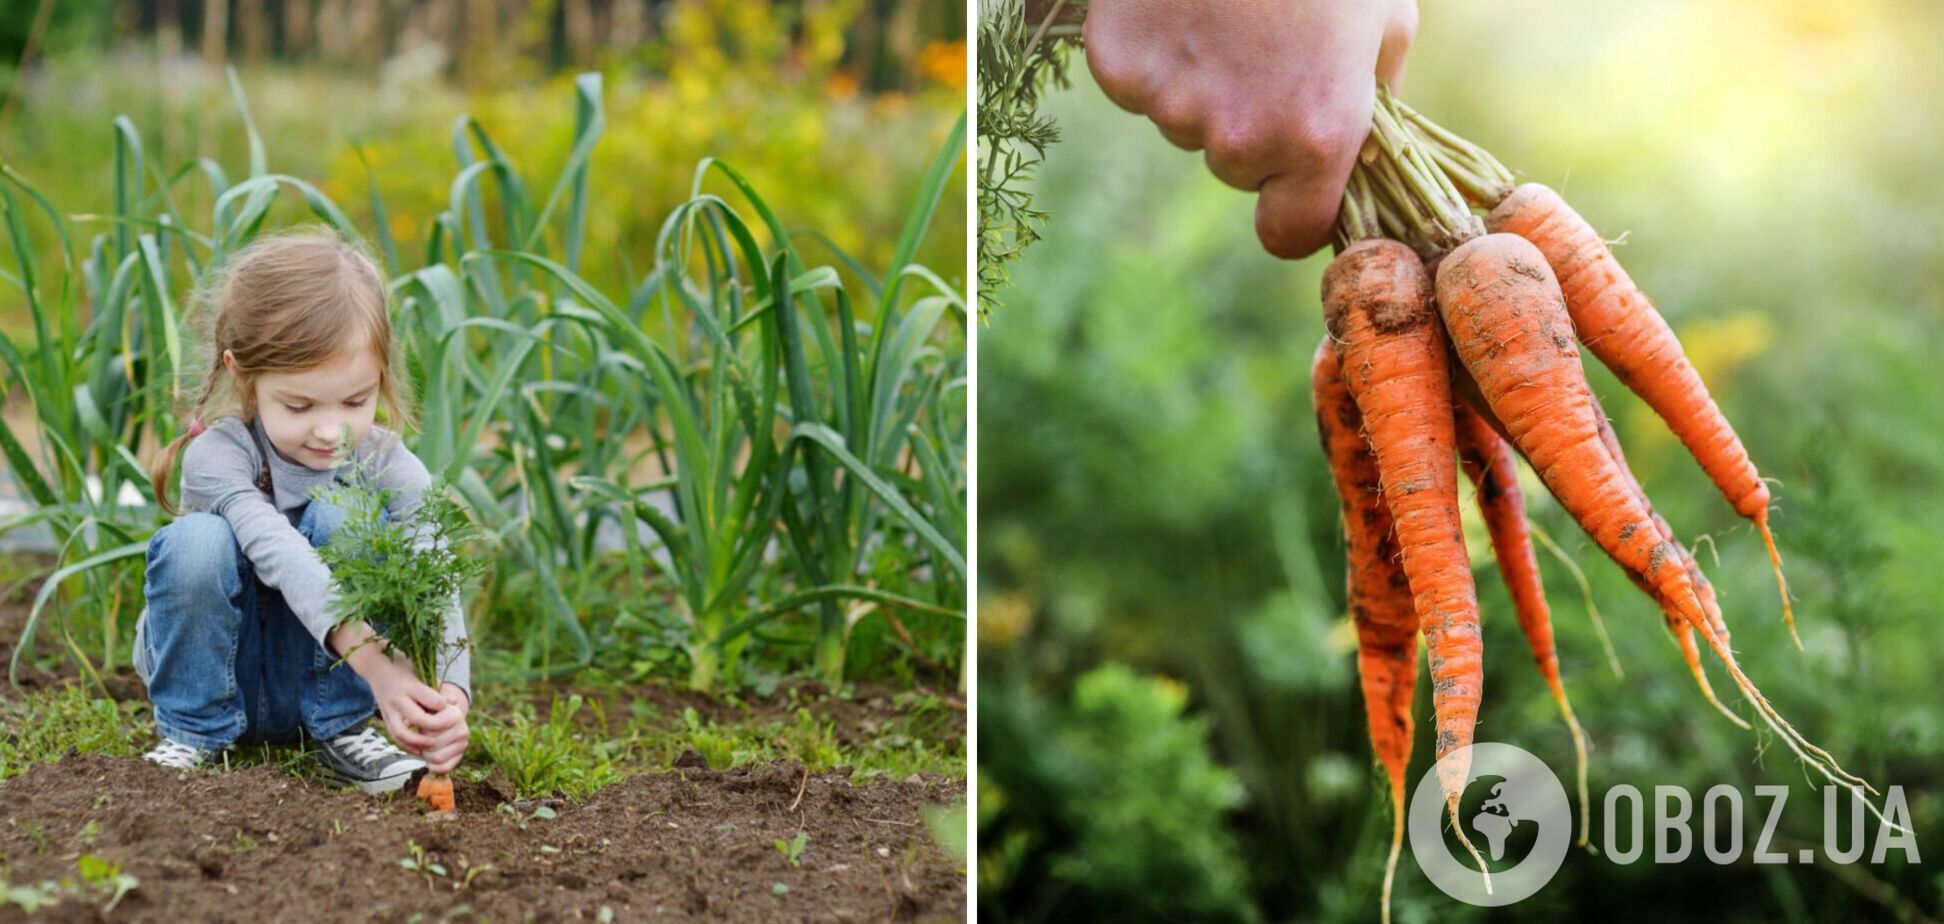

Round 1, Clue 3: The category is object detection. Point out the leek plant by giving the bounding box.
[0,70,965,694]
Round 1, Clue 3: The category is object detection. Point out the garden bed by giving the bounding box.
[1,754,962,922]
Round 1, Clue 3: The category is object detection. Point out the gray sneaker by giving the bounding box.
[144,738,217,770]
[315,727,427,794]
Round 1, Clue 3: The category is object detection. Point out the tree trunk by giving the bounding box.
[317,0,348,62]
[283,0,312,58]
[562,0,593,69]
[237,0,268,62]
[200,0,228,72]
[157,0,183,59]
[607,0,649,52]
[350,0,382,67]
[462,0,498,86]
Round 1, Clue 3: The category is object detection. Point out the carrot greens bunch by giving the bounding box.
[311,472,486,690]
[312,459,487,812]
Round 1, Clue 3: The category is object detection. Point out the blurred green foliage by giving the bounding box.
[0,2,966,335]
[980,663,1253,922]
[0,0,115,64]
[978,0,1944,920]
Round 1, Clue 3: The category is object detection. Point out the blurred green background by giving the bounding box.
[977,0,1944,920]
[0,0,967,335]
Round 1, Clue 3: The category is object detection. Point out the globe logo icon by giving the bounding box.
[1472,776,1536,862]
[1408,742,1572,906]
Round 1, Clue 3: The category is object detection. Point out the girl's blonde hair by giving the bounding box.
[150,228,416,515]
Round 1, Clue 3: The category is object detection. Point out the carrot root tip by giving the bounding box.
[1448,799,1494,896]
[1756,513,1800,650]
[1382,809,1403,924]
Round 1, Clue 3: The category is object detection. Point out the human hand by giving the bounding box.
[361,659,463,757]
[419,684,472,775]
[1083,0,1418,259]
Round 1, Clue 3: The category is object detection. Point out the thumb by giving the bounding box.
[1377,1,1419,94]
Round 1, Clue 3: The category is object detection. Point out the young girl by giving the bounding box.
[136,228,471,794]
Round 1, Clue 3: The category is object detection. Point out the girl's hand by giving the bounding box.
[365,664,461,755]
[328,621,466,769]
[419,684,472,774]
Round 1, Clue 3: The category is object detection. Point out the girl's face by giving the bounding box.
[230,338,383,471]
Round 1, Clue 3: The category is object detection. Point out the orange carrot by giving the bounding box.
[1449,357,1626,677]
[419,772,455,813]
[1436,234,1709,632]
[1586,394,1748,728]
[1456,352,1733,722]
[1314,337,1419,923]
[1323,239,1490,890]
[1452,398,1590,848]
[1487,184,1796,648]
[1437,232,1881,815]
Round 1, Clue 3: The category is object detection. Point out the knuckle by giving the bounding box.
[1081,19,1138,94]
[1288,103,1367,166]
[1203,116,1273,172]
[1085,50,1135,100]
[1147,89,1204,144]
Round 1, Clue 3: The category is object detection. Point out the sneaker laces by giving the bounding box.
[144,739,208,769]
[330,727,404,764]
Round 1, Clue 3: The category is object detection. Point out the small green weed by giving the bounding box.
[0,685,144,781]
[398,839,446,892]
[1,853,139,914]
[473,694,619,799]
[774,830,808,867]
[623,704,960,779]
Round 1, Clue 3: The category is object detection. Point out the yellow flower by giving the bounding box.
[823,71,861,102]
[977,591,1034,649]
[916,40,967,90]
[388,212,417,245]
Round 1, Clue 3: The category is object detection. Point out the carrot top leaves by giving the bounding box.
[312,460,489,690]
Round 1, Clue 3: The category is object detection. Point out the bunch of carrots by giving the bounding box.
[1314,87,1896,922]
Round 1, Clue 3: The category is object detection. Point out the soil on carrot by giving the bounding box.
[0,754,964,923]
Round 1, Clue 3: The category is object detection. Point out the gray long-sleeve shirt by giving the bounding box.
[178,415,471,702]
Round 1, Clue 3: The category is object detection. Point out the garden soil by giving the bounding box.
[0,754,964,922]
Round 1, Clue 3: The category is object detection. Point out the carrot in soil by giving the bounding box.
[1487,183,1797,649]
[1323,239,1492,892]
[418,772,455,813]
[1452,398,1591,849]
[1313,337,1420,924]
[1436,232,1888,822]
